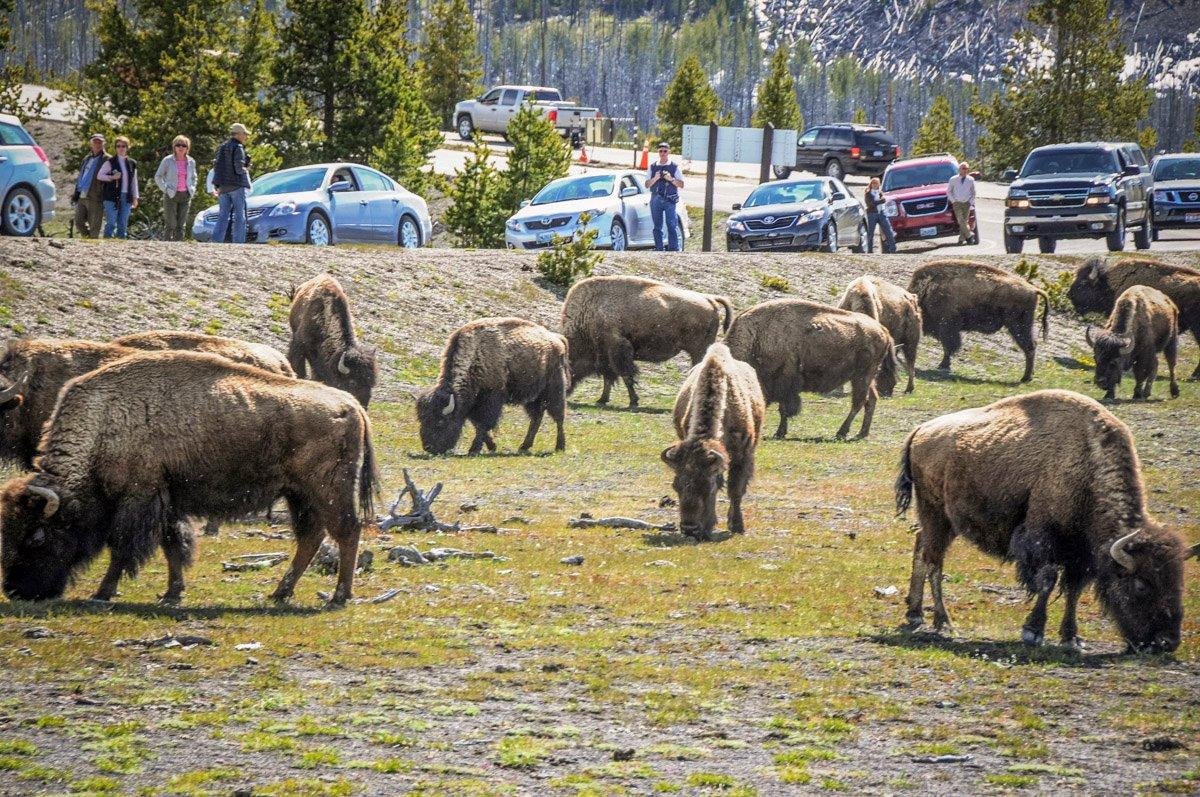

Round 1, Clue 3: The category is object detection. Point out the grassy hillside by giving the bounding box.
[0,239,1196,795]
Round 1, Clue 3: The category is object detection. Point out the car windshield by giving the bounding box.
[531,175,614,204]
[744,181,825,208]
[883,162,957,191]
[1153,158,1200,181]
[1020,149,1116,178]
[250,167,326,197]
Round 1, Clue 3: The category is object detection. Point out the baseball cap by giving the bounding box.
[89,133,105,142]
[657,142,670,150]
[229,123,250,136]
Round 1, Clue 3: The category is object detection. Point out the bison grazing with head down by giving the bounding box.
[417,317,569,455]
[1068,257,1200,379]
[908,260,1048,383]
[1086,286,1180,401]
[725,299,896,440]
[662,343,764,540]
[288,274,378,406]
[561,275,734,408]
[0,351,377,606]
[114,330,295,377]
[895,389,1196,652]
[839,275,923,394]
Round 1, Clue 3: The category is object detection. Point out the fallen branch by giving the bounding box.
[376,469,508,533]
[568,516,676,531]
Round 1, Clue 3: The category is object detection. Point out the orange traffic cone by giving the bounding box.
[579,144,589,165]
[638,139,650,170]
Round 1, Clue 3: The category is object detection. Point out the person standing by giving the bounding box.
[863,177,896,254]
[95,136,139,239]
[645,141,684,252]
[947,161,977,245]
[212,123,252,244]
[154,135,197,241]
[71,133,108,238]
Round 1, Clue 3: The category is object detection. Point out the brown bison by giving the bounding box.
[895,389,1196,652]
[662,343,764,540]
[1068,257,1200,379]
[725,299,896,440]
[0,351,377,606]
[1086,286,1180,401]
[288,274,378,406]
[416,317,569,455]
[114,330,295,377]
[839,275,923,394]
[561,275,734,408]
[907,260,1048,382]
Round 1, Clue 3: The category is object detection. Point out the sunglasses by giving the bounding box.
[174,143,188,149]
[116,144,128,149]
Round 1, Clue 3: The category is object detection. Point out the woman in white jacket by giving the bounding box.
[154,135,197,241]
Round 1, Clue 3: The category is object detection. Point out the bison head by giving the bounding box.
[1067,258,1115,316]
[0,476,81,601]
[416,387,465,455]
[662,438,727,540]
[1086,326,1132,399]
[1096,524,1193,653]
[334,345,378,407]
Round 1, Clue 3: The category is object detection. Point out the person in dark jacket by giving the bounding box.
[95,136,139,239]
[863,177,896,254]
[211,123,252,244]
[645,142,684,251]
[71,133,108,238]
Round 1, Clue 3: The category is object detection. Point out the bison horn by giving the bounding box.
[26,484,60,518]
[442,393,456,416]
[1085,325,1095,346]
[337,351,351,375]
[1110,530,1139,572]
[0,373,26,405]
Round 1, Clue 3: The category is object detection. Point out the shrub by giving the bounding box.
[760,274,790,292]
[1015,258,1074,313]
[536,213,603,287]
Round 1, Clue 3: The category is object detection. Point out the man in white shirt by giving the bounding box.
[947,161,976,245]
[645,142,685,251]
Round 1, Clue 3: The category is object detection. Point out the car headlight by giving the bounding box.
[577,209,607,224]
[269,202,299,216]
[1085,188,1113,206]
[728,219,746,232]
[798,210,824,224]
[1007,195,1031,209]
[505,218,522,231]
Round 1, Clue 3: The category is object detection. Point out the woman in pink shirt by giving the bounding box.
[154,135,197,241]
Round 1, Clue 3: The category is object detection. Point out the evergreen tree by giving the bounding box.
[265,94,327,169]
[444,137,507,248]
[0,0,47,120]
[752,45,802,131]
[231,0,277,103]
[499,103,572,213]
[656,55,728,149]
[371,69,442,197]
[973,0,1150,176]
[421,0,482,130]
[911,95,963,158]
[336,0,416,161]
[1187,112,1200,153]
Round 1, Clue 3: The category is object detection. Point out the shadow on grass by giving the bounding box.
[1053,355,1092,371]
[0,598,325,620]
[916,368,1022,387]
[641,530,735,547]
[868,629,1131,668]
[567,401,670,416]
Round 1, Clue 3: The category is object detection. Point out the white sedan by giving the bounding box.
[505,171,690,250]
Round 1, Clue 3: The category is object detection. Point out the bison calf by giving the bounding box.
[288,274,378,406]
[1086,285,1180,401]
[908,260,1048,382]
[839,275,922,393]
[726,299,896,440]
[663,343,765,540]
[895,389,1195,652]
[0,351,377,606]
[561,275,733,408]
[417,317,569,455]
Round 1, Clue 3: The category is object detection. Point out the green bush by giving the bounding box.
[760,274,790,292]
[536,213,603,287]
[1015,258,1074,313]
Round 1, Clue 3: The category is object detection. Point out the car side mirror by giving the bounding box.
[731,202,741,211]
[519,199,531,208]
[620,186,638,198]
[969,171,981,180]
[1002,169,1018,182]
[831,192,846,201]
[328,180,352,194]
[1122,165,1140,177]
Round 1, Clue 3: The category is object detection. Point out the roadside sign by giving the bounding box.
[682,125,798,167]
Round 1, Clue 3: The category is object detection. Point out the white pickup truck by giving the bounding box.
[454,85,599,146]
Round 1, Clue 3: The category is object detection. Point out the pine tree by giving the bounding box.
[336,0,416,161]
[421,0,482,130]
[852,108,868,125]
[656,55,728,150]
[752,45,802,131]
[231,0,277,103]
[372,69,442,197]
[444,137,508,248]
[911,95,963,158]
[499,103,572,213]
[0,0,47,120]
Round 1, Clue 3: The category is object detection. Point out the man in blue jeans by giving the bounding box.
[211,123,252,243]
[646,142,684,251]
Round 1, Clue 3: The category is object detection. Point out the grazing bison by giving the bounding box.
[561,275,734,408]
[839,275,923,393]
[725,299,896,440]
[662,343,764,540]
[288,274,378,406]
[895,389,1196,652]
[114,330,295,377]
[0,351,377,606]
[416,317,569,455]
[907,260,1048,382]
[1068,257,1200,379]
[1086,286,1180,401]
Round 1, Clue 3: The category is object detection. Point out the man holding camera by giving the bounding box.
[645,142,685,252]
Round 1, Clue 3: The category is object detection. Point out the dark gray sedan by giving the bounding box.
[726,178,866,253]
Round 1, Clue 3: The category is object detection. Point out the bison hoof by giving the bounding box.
[1020,374,1033,384]
[1020,627,1044,646]
[1061,637,1084,653]
[901,615,924,632]
[158,593,183,606]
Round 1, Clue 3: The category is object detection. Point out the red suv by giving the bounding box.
[881,155,977,243]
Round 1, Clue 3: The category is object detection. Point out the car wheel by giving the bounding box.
[610,219,627,251]
[1037,236,1057,254]
[970,218,980,245]
[850,221,867,253]
[1106,208,1126,252]
[677,217,686,247]
[1,187,38,237]
[1151,224,1160,242]
[457,115,474,141]
[1003,230,1024,254]
[825,159,844,181]
[821,220,838,253]
[305,211,331,246]
[773,165,793,180]
[398,215,421,248]
[1133,214,1152,250]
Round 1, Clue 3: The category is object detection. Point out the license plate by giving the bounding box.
[536,232,553,244]
[1186,213,1200,223]
[873,150,883,157]
[920,226,938,237]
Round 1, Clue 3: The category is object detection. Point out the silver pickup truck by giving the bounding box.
[454,85,599,146]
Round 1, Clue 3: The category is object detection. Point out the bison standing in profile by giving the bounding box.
[288,274,378,406]
[561,275,734,408]
[725,299,896,440]
[839,275,923,393]
[662,343,764,540]
[1068,256,1200,379]
[1086,286,1180,401]
[895,389,1196,652]
[114,330,295,377]
[0,351,377,606]
[416,317,569,455]
[908,260,1048,383]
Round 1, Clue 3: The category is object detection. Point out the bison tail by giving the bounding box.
[712,295,735,334]
[877,340,898,398]
[357,413,381,525]
[1037,290,1050,341]
[894,429,917,517]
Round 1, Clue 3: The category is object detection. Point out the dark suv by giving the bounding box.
[774,124,900,181]
[1002,142,1153,253]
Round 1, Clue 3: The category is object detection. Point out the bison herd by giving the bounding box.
[0,257,1197,654]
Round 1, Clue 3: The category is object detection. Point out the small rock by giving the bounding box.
[460,502,479,512]
[234,642,262,651]
[244,657,259,666]
[612,748,635,762]
[874,585,899,597]
[1142,736,1186,752]
[579,511,593,519]
[388,546,428,566]
[22,627,52,639]
[911,754,973,764]
[760,563,779,571]
[560,555,584,566]
[504,515,531,524]
[314,542,373,574]
[541,662,565,673]
[494,663,521,673]
[658,495,677,508]
[48,239,65,249]
[645,560,676,567]
[233,788,254,797]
